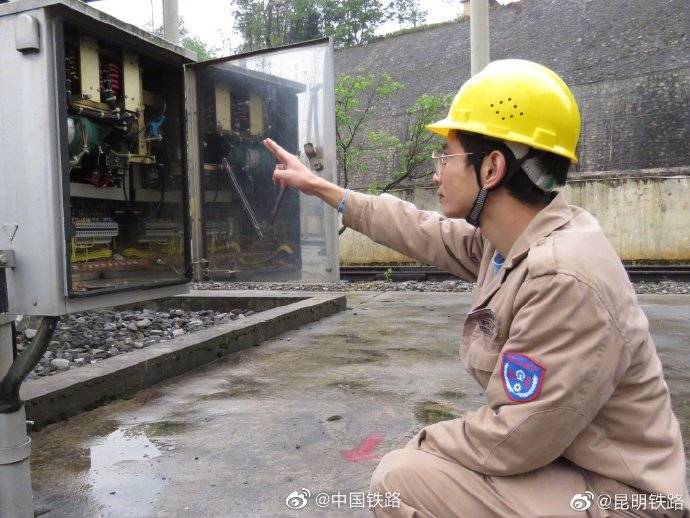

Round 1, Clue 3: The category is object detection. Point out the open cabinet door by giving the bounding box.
[185,38,338,283]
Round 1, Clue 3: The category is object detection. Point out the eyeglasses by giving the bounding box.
[431,150,477,172]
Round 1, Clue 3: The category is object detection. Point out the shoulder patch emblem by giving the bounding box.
[501,352,546,403]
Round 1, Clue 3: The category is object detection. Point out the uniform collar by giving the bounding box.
[502,192,573,270]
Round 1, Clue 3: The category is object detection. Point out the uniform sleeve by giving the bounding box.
[342,191,484,282]
[409,273,631,476]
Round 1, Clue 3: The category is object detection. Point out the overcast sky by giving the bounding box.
[89,0,516,55]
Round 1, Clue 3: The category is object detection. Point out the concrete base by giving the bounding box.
[21,291,345,428]
[27,292,689,517]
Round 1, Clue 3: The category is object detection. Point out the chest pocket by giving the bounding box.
[460,308,504,388]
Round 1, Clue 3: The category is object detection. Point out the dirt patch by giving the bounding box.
[198,376,269,400]
[131,420,192,436]
[348,348,389,359]
[414,401,459,425]
[435,390,467,399]
[319,333,377,345]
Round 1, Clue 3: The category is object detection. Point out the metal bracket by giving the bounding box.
[304,142,324,172]
[0,251,15,269]
[0,438,31,465]
[1,223,18,242]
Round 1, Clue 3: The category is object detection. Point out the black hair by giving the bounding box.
[455,131,571,207]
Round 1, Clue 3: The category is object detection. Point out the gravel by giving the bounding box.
[195,280,476,293]
[194,279,690,295]
[630,280,690,295]
[16,307,255,380]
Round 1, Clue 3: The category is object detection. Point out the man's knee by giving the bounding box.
[369,448,423,493]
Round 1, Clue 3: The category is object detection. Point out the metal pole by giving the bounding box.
[162,0,180,45]
[0,318,33,518]
[470,0,490,75]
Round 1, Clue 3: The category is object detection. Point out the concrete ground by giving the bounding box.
[28,292,690,517]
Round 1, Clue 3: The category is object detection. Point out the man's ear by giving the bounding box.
[482,150,508,189]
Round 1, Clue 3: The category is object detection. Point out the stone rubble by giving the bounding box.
[194,278,689,295]
[16,307,255,380]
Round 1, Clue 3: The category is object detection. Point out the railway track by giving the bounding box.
[340,265,690,282]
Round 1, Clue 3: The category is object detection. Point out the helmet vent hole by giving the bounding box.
[513,105,517,108]
[510,115,513,118]
[499,100,503,104]
[490,104,494,107]
[502,117,506,120]
[520,112,524,116]
[495,111,499,114]
[508,97,512,101]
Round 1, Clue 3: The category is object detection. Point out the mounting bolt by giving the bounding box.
[0,250,14,268]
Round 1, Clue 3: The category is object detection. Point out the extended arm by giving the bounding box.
[263,138,484,281]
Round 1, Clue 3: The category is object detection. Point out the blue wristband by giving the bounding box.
[337,189,350,214]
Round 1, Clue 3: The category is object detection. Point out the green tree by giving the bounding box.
[321,0,391,47]
[181,35,216,60]
[335,72,402,190]
[232,0,422,50]
[386,0,427,28]
[367,93,451,193]
[233,0,322,51]
[288,0,323,43]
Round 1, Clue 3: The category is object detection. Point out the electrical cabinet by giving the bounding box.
[0,0,337,316]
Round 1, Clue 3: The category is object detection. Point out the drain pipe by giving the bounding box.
[0,315,58,518]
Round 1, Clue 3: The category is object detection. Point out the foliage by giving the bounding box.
[232,0,427,50]
[320,0,389,47]
[366,93,451,194]
[182,35,216,60]
[333,75,449,235]
[232,0,316,51]
[387,0,428,28]
[383,267,394,282]
[335,72,403,190]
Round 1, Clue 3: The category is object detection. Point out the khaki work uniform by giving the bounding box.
[342,191,689,517]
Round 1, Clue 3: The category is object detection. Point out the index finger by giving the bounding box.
[262,138,292,164]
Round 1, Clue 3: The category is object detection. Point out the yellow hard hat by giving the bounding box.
[427,59,580,163]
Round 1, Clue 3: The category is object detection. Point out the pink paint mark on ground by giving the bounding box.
[340,433,384,462]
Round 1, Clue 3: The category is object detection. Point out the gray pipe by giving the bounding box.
[0,316,58,414]
[0,405,33,518]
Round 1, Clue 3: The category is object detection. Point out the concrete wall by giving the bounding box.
[339,168,690,265]
[566,169,690,262]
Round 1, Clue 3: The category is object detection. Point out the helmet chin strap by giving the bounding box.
[466,185,488,227]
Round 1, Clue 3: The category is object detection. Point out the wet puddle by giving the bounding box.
[90,428,162,469]
[87,427,166,516]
